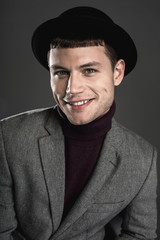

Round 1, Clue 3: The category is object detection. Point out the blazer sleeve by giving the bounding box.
[0,123,26,240]
[117,147,157,240]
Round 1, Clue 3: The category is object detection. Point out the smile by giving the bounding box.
[65,98,94,111]
[69,100,90,106]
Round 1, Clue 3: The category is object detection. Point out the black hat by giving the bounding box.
[31,6,137,76]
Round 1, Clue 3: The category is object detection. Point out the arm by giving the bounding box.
[0,123,26,240]
[117,147,157,240]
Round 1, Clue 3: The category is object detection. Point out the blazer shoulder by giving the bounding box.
[0,106,57,139]
[111,119,156,169]
[112,119,155,150]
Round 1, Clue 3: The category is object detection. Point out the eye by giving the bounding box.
[54,70,69,78]
[55,71,69,76]
[84,68,97,75]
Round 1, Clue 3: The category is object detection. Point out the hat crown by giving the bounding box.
[32,6,137,76]
[59,6,113,23]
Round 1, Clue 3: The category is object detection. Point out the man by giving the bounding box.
[0,6,157,240]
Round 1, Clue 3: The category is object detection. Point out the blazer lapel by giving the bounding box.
[38,109,65,231]
[38,111,124,239]
[53,119,123,239]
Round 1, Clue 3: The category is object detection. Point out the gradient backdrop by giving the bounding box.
[1,0,160,237]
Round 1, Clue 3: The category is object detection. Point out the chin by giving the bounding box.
[68,116,94,125]
[69,119,87,125]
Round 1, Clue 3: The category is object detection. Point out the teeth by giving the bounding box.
[70,100,89,106]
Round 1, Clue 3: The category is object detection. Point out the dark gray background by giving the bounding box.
[1,0,159,237]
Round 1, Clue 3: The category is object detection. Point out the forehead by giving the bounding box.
[49,45,110,66]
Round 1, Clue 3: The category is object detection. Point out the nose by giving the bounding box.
[66,73,84,95]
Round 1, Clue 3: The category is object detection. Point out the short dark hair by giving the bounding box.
[49,38,118,70]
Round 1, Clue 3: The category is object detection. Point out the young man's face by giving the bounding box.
[49,46,124,125]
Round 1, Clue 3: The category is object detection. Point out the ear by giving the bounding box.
[113,59,125,86]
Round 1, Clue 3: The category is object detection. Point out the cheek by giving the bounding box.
[92,78,114,95]
[50,77,56,92]
[50,77,60,93]
[51,84,61,105]
[50,78,66,101]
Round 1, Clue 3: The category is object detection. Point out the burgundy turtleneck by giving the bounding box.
[57,102,116,218]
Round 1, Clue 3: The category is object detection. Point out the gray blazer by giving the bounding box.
[0,107,157,240]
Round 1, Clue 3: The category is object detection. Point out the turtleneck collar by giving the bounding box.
[57,102,116,141]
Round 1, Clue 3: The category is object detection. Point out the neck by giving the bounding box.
[57,101,116,141]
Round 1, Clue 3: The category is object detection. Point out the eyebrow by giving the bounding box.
[49,65,68,70]
[50,61,102,70]
[79,61,102,69]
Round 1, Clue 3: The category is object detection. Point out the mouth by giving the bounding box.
[69,99,91,106]
[65,98,94,110]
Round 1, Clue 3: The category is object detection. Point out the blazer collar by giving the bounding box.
[38,108,124,236]
[38,108,65,231]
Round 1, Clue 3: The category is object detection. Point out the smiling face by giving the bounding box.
[49,46,125,125]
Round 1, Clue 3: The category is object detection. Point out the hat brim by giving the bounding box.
[31,16,137,76]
